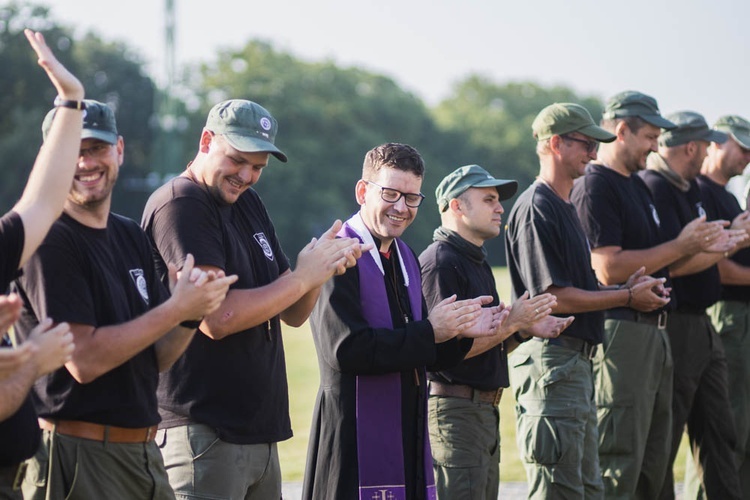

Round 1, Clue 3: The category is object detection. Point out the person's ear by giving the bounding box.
[355,179,368,206]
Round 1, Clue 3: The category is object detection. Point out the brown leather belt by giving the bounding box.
[38,418,157,443]
[429,381,502,406]
[0,463,27,491]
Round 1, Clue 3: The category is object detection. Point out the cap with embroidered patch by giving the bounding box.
[205,99,287,162]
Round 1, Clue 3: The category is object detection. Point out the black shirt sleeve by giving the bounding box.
[0,212,24,292]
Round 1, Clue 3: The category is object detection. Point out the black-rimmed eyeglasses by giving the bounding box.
[78,143,112,159]
[561,135,599,154]
[365,180,425,208]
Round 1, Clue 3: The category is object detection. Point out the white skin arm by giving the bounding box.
[0,319,74,420]
[64,255,236,382]
[14,30,85,268]
[198,220,369,339]
[548,268,669,314]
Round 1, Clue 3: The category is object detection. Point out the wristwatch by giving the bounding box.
[54,96,86,111]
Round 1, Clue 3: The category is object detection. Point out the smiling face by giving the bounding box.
[714,137,750,180]
[197,132,270,205]
[559,132,599,179]
[356,167,423,252]
[67,137,123,209]
[621,122,661,173]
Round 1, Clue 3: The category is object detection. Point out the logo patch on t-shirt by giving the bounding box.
[254,232,274,261]
[129,269,150,305]
[650,203,661,227]
[696,202,707,219]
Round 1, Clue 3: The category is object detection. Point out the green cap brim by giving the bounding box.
[641,114,678,130]
[731,132,750,150]
[81,128,117,145]
[706,129,729,144]
[472,179,518,201]
[224,133,288,162]
[578,124,617,143]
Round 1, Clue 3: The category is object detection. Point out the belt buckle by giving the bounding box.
[657,311,668,330]
[146,426,156,442]
[12,462,27,491]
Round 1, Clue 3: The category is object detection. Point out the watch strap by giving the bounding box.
[54,96,86,111]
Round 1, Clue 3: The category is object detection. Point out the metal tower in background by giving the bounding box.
[146,0,183,185]
[165,0,176,92]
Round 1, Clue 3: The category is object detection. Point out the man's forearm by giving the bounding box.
[0,362,36,421]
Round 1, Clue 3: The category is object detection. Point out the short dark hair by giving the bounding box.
[362,143,424,180]
[600,115,648,134]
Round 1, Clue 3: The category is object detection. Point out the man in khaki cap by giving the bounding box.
[420,165,572,500]
[570,92,730,498]
[683,115,750,499]
[640,111,746,499]
[505,103,669,498]
[142,99,365,499]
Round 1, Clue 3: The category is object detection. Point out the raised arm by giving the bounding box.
[13,30,85,267]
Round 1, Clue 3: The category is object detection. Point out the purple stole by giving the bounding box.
[339,214,436,500]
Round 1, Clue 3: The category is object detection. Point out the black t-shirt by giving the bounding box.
[571,164,672,315]
[640,169,721,310]
[13,212,169,427]
[0,212,23,290]
[505,182,603,344]
[697,174,750,302]
[0,212,40,465]
[420,233,508,390]
[142,176,293,444]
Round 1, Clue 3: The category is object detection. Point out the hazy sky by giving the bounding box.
[42,0,748,124]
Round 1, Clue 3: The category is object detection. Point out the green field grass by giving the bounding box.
[278,267,689,483]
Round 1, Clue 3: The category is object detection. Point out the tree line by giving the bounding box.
[0,2,604,265]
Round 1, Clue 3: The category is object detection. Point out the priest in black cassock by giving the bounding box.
[302,143,505,500]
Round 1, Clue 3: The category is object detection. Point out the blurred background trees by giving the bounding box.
[0,1,603,264]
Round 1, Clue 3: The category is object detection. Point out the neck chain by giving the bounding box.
[536,176,567,201]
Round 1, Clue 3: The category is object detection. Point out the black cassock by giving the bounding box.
[301,244,470,500]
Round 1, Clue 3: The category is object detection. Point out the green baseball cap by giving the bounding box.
[205,99,287,162]
[714,115,750,150]
[659,111,728,147]
[603,90,676,130]
[435,164,518,212]
[532,103,616,143]
[42,99,118,144]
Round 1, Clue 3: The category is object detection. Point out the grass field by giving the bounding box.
[278,267,689,483]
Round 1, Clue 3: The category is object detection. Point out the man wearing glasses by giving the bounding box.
[505,103,670,498]
[142,99,364,499]
[302,143,505,500]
